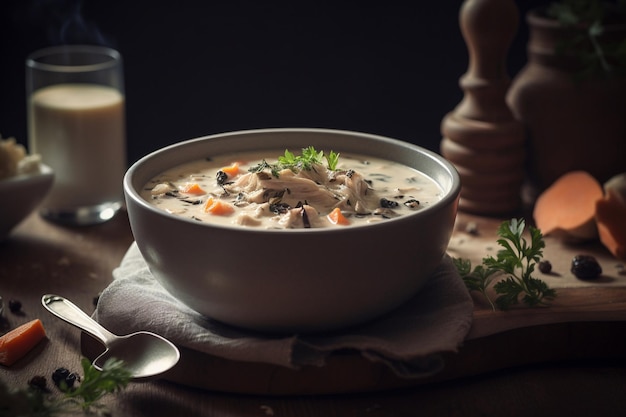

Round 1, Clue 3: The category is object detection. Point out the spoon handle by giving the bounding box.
[41,294,117,346]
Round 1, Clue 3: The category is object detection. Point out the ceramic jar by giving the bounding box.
[507,8,626,195]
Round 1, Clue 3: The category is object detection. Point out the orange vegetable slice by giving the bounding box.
[0,319,47,366]
[327,207,350,225]
[596,192,626,260]
[179,182,206,195]
[220,162,240,178]
[204,197,235,215]
[533,171,603,241]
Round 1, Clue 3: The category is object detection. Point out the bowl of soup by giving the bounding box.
[124,128,460,333]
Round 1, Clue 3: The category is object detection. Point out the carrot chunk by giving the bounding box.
[179,182,206,195]
[204,197,235,215]
[0,319,47,366]
[327,207,350,225]
[220,162,240,178]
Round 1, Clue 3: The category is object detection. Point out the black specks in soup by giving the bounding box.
[301,206,311,228]
[180,199,203,205]
[216,170,228,185]
[380,198,399,208]
[270,202,291,214]
[142,150,443,229]
[404,199,420,209]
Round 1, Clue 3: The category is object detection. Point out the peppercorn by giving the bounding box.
[8,299,22,313]
[28,375,47,391]
[65,372,78,388]
[538,260,552,274]
[52,367,78,389]
[571,255,602,280]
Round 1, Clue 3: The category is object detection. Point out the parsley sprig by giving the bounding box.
[62,358,130,412]
[454,218,557,311]
[0,357,131,416]
[453,258,498,311]
[249,146,340,177]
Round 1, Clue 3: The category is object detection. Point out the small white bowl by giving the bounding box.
[0,164,54,240]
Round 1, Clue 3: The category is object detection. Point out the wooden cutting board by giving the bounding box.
[82,214,626,395]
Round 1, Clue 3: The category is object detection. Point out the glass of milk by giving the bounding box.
[26,45,126,225]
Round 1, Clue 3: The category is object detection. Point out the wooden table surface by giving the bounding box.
[2,210,626,417]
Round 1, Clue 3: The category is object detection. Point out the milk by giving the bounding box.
[28,83,126,211]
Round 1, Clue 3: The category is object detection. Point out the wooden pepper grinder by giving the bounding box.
[440,0,525,216]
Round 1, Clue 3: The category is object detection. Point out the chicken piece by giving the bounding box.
[226,170,340,211]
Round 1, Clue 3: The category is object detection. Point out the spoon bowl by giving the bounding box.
[42,294,180,380]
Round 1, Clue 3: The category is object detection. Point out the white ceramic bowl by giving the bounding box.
[0,164,54,240]
[124,128,460,333]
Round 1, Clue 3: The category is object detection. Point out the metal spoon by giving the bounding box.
[42,294,180,380]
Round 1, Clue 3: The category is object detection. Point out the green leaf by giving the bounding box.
[494,277,524,310]
[523,277,557,306]
[250,147,341,177]
[588,19,604,37]
[325,150,340,171]
[278,149,297,167]
[452,257,472,277]
[63,357,130,411]
[456,218,556,311]
[453,257,498,311]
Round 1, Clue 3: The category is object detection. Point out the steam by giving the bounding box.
[32,0,112,46]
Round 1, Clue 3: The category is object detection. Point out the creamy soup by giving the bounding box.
[141,149,443,229]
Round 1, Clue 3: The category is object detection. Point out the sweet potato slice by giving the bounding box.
[533,171,603,241]
[0,319,47,366]
[596,174,626,260]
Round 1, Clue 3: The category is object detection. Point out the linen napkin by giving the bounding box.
[93,242,473,378]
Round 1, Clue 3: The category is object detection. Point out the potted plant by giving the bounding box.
[506,0,626,195]
[546,0,626,78]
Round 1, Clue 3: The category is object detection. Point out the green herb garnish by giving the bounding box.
[278,146,323,171]
[249,146,340,177]
[0,357,131,416]
[325,150,340,170]
[454,218,556,311]
[248,159,281,177]
[452,258,498,311]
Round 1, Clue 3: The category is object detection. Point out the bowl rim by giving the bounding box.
[124,127,460,234]
[0,163,54,189]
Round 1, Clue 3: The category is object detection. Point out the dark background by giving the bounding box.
[1,0,545,166]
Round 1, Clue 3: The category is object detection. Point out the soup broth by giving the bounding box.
[141,149,443,229]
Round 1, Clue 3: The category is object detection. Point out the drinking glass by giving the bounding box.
[26,45,126,225]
